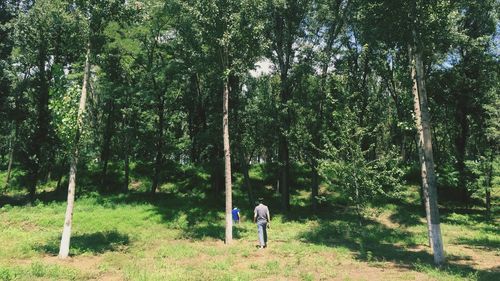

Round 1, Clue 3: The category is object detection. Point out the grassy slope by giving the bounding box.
[0,169,498,281]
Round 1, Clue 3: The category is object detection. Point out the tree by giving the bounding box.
[353,0,454,264]
[305,0,351,212]
[58,0,126,258]
[58,43,91,259]
[263,0,311,211]
[11,0,86,201]
[431,0,499,208]
[409,42,445,264]
[217,0,265,244]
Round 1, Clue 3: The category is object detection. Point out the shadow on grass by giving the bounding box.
[36,230,130,256]
[299,213,500,281]
[178,223,248,240]
[455,236,500,251]
[388,203,425,227]
[5,161,497,280]
[0,189,68,207]
[101,192,240,241]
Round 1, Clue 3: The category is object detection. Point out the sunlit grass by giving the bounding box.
[0,167,498,280]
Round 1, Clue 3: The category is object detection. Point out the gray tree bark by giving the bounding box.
[223,79,233,244]
[58,45,91,259]
[410,44,445,265]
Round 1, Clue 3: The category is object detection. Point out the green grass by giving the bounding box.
[0,262,88,281]
[0,166,498,280]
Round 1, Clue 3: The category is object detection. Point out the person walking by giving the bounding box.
[232,206,240,224]
[253,198,270,249]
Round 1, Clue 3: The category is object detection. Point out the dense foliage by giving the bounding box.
[0,0,498,215]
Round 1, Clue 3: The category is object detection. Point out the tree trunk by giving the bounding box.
[5,145,13,186]
[29,50,50,202]
[100,101,114,190]
[188,73,205,163]
[5,129,14,187]
[123,141,130,193]
[310,31,332,212]
[410,44,445,265]
[279,80,291,211]
[485,152,493,217]
[151,91,164,194]
[223,79,233,244]
[56,173,63,194]
[279,135,290,211]
[240,151,254,207]
[455,106,469,207]
[485,182,491,217]
[59,45,91,259]
[311,165,319,212]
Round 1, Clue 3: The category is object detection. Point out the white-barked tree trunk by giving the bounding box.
[58,44,91,259]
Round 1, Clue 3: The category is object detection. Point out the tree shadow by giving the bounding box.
[36,230,130,256]
[178,223,248,240]
[0,187,69,207]
[102,192,234,241]
[0,194,28,207]
[455,236,500,252]
[440,207,497,225]
[388,202,425,227]
[299,215,500,280]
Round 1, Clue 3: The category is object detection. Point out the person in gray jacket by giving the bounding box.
[253,198,270,249]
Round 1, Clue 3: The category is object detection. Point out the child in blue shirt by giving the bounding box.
[232,207,240,224]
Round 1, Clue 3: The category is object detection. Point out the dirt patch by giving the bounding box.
[445,244,500,271]
[90,271,124,281]
[42,254,102,272]
[42,254,124,280]
[229,240,432,281]
[374,210,500,275]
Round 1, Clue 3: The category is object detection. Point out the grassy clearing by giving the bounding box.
[0,168,498,280]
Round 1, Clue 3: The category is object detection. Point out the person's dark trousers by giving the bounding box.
[257,221,267,247]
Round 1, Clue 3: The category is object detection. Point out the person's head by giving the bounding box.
[255,197,264,205]
[233,206,237,210]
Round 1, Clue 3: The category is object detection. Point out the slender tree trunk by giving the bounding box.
[401,135,408,162]
[279,135,290,211]
[311,35,332,212]
[56,173,63,193]
[485,151,493,217]
[5,145,14,186]
[123,140,130,193]
[353,172,362,225]
[240,151,254,207]
[455,107,469,207]
[223,79,233,244]
[100,101,114,190]
[188,74,198,162]
[311,164,319,212]
[59,45,91,259]
[29,50,50,202]
[415,135,426,213]
[410,44,445,265]
[279,81,291,211]
[277,50,291,211]
[151,92,164,194]
[5,129,14,187]
[122,89,132,193]
[485,179,491,217]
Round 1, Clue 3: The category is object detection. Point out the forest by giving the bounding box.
[0,0,498,280]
